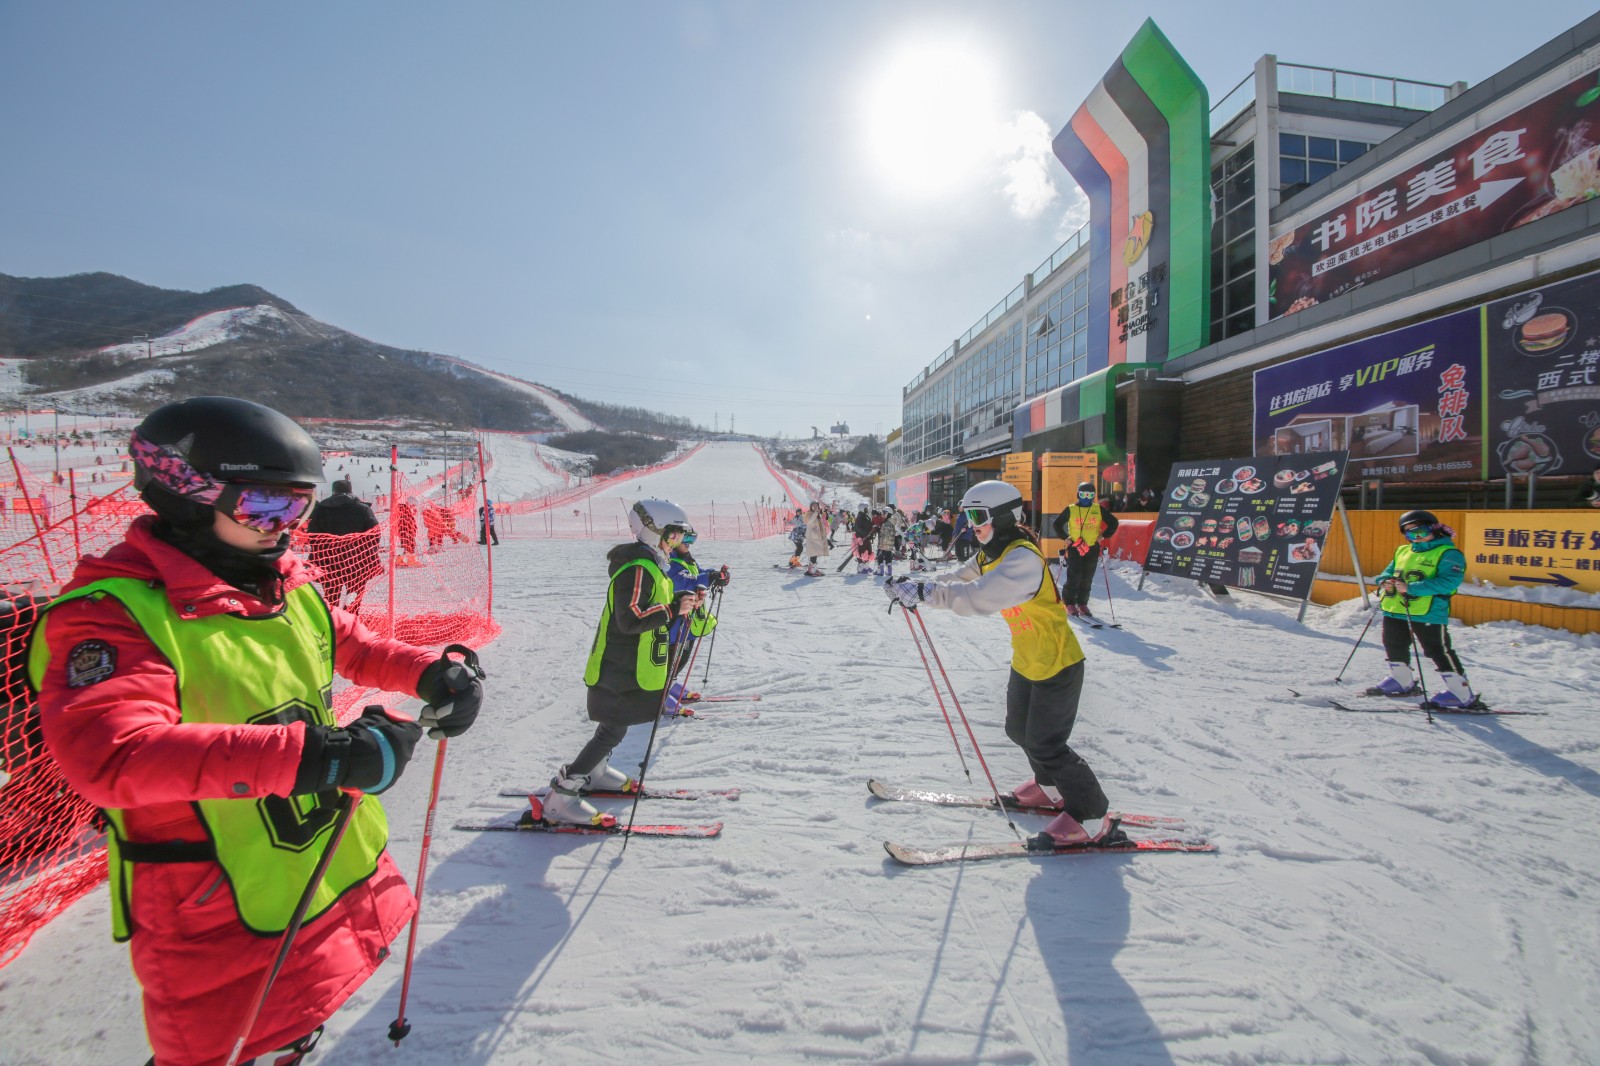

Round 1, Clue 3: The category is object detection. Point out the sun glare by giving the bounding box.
[861,38,1000,199]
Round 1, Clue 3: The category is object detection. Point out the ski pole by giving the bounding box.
[226,787,363,1066]
[1401,598,1434,725]
[899,606,972,783]
[388,738,446,1046]
[622,634,693,852]
[1334,607,1378,684]
[1100,560,1119,627]
[910,610,1020,839]
[699,587,724,686]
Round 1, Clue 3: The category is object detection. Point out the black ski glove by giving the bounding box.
[416,646,486,739]
[709,565,731,588]
[293,706,422,795]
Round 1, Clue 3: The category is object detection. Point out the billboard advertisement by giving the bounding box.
[1143,451,1349,601]
[1485,270,1600,479]
[1253,311,1483,481]
[893,473,929,515]
[1270,66,1600,318]
[1463,512,1600,595]
[1052,18,1210,369]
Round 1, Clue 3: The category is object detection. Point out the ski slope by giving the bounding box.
[578,441,834,511]
[3,439,1598,1066]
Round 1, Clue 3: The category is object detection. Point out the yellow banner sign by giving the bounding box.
[1463,511,1600,595]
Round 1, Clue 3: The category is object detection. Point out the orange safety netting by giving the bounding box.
[0,446,498,970]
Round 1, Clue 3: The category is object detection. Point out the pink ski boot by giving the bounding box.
[1012,777,1064,810]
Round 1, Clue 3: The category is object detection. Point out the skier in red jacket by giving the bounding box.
[30,397,485,1066]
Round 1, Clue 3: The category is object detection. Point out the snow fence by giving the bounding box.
[0,447,499,969]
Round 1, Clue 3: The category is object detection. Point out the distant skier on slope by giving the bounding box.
[882,479,1111,845]
[851,503,875,574]
[1367,510,1477,708]
[540,499,702,826]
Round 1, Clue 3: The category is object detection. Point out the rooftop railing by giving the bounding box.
[1277,63,1449,111]
[904,223,1088,397]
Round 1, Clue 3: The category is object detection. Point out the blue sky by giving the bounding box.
[3,2,1595,438]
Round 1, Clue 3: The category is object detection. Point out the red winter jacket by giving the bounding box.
[34,517,437,1066]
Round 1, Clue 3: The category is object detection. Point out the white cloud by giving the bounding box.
[1055,185,1091,240]
[994,111,1058,220]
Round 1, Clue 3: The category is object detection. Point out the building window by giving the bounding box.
[1278,132,1373,199]
[1024,269,1090,400]
[1210,141,1256,344]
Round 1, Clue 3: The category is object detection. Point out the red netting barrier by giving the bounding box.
[0,444,498,969]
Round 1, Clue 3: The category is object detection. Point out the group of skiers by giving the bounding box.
[21,393,1486,1065]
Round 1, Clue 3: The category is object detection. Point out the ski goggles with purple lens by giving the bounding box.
[217,483,317,534]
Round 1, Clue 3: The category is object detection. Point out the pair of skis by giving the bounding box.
[866,780,1212,865]
[1288,685,1540,716]
[454,783,741,838]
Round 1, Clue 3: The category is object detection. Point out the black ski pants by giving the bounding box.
[1004,660,1108,821]
[1381,615,1465,676]
[1061,544,1102,607]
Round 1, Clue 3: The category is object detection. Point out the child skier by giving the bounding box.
[541,499,702,826]
[851,504,875,574]
[30,397,484,1066]
[883,480,1113,846]
[1368,510,1477,708]
[786,509,806,568]
[664,529,730,710]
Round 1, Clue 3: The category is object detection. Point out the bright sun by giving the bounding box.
[861,38,1000,199]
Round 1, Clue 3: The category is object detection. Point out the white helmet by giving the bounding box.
[957,480,1023,527]
[628,498,692,548]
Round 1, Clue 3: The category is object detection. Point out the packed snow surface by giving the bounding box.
[97,305,290,359]
[2,442,1598,1065]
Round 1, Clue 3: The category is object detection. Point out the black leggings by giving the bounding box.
[1004,661,1108,820]
[569,722,629,776]
[1062,544,1102,606]
[1381,615,1465,676]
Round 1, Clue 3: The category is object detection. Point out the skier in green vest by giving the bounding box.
[30,396,485,1066]
[539,498,701,826]
[1368,509,1477,708]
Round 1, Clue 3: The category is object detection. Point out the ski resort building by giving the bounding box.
[887,14,1600,527]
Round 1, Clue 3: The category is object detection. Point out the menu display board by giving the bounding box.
[1143,451,1349,601]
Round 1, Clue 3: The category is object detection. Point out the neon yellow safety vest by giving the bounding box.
[585,558,672,691]
[1380,541,1451,617]
[1063,504,1103,546]
[29,578,389,940]
[979,539,1086,681]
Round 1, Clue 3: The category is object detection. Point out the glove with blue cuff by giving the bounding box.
[292,705,422,795]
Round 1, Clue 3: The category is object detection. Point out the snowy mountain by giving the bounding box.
[0,272,627,433]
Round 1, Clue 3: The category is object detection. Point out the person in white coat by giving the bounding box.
[801,501,831,577]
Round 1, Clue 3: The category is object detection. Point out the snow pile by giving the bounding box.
[96,305,291,359]
[2,441,1597,1065]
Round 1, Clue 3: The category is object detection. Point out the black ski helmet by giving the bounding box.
[1398,509,1438,531]
[1077,481,1095,495]
[131,396,324,527]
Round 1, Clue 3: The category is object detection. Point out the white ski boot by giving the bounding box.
[1366,661,1417,697]
[1428,672,1477,709]
[539,768,614,826]
[586,757,635,793]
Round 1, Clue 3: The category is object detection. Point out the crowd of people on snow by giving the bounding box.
[13,393,1515,1065]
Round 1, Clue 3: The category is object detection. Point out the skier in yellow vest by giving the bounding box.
[30,397,484,1066]
[540,498,702,826]
[1368,509,1477,708]
[1052,481,1119,618]
[883,480,1113,846]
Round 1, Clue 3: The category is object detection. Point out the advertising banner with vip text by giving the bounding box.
[1253,312,1483,482]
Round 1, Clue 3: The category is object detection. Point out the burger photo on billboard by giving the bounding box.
[1518,310,1572,354]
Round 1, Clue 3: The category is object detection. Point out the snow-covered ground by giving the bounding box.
[2,443,1599,1065]
[474,371,595,432]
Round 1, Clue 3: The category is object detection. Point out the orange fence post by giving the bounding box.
[8,448,57,586]
[477,438,493,619]
[387,444,399,638]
